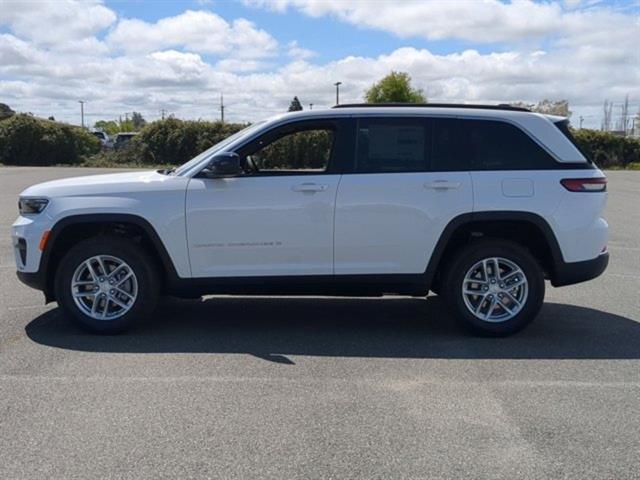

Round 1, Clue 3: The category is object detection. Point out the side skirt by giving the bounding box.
[166,274,430,298]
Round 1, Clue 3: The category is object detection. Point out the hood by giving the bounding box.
[19,170,174,198]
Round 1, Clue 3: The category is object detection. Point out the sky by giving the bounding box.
[0,0,638,129]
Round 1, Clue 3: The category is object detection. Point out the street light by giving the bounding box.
[78,100,85,129]
[334,82,342,106]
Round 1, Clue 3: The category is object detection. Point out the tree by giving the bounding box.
[533,99,571,117]
[131,111,146,130]
[616,94,630,134]
[288,96,303,112]
[94,120,120,135]
[0,103,15,120]
[510,100,571,117]
[364,71,426,104]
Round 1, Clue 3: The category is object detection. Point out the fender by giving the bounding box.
[38,213,179,301]
[423,211,565,286]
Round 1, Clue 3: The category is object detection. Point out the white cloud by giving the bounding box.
[0,0,637,129]
[287,40,316,60]
[215,58,269,72]
[107,10,278,59]
[0,34,43,67]
[0,0,116,47]
[244,0,566,43]
[245,0,637,47]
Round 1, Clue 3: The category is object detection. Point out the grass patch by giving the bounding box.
[607,162,640,171]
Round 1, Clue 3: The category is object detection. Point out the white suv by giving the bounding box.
[12,104,609,335]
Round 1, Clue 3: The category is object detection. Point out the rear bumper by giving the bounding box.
[552,252,609,287]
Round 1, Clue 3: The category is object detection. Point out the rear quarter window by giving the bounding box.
[431,118,558,171]
[463,119,557,170]
[554,119,592,163]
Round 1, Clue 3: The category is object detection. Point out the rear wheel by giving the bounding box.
[443,240,544,336]
[55,236,160,334]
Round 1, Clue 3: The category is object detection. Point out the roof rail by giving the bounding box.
[331,103,530,112]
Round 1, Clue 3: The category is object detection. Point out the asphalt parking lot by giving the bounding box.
[1,166,639,479]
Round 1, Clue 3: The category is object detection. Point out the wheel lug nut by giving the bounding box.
[109,289,115,295]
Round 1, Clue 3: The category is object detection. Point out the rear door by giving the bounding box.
[333,116,473,275]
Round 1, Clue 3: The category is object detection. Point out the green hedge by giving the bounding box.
[0,114,100,165]
[85,121,640,170]
[136,118,245,165]
[257,130,333,169]
[2,114,639,169]
[572,129,640,168]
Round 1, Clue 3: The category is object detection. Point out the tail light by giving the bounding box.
[560,177,607,192]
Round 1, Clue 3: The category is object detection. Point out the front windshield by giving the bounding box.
[173,121,266,176]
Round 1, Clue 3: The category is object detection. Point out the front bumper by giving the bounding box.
[16,270,45,291]
[552,252,609,287]
[13,214,54,300]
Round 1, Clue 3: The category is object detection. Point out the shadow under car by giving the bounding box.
[25,296,640,362]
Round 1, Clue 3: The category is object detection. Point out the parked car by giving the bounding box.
[91,131,110,148]
[113,132,138,150]
[12,104,608,335]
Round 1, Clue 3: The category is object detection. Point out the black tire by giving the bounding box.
[442,239,545,336]
[54,236,160,334]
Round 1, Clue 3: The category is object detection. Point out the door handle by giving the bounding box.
[292,183,328,192]
[424,180,461,190]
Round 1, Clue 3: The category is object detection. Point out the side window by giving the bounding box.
[432,118,468,171]
[461,120,556,170]
[244,127,335,173]
[356,118,428,173]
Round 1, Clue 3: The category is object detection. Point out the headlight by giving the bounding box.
[19,197,49,215]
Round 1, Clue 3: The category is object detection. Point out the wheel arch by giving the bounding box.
[425,211,564,289]
[41,213,178,301]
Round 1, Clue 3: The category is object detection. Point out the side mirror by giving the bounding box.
[202,152,241,178]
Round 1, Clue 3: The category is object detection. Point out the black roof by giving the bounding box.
[331,103,530,112]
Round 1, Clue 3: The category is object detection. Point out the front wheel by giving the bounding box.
[443,240,545,336]
[55,236,160,334]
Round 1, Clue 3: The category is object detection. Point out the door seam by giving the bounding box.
[332,174,343,275]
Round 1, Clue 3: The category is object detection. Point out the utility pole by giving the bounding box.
[334,82,342,106]
[220,93,225,124]
[309,103,313,110]
[78,100,85,129]
[160,109,166,120]
[579,116,584,129]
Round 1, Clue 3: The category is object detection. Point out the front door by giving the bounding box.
[186,119,346,278]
